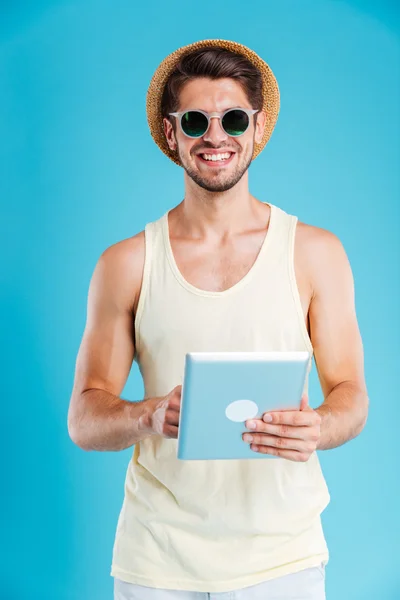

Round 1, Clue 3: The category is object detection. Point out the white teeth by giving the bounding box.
[202,152,232,162]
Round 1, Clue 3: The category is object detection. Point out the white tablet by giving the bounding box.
[177,351,310,460]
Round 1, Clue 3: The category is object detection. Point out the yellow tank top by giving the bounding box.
[110,202,330,593]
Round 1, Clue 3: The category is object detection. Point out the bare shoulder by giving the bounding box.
[295,220,352,295]
[100,230,145,272]
[92,230,145,313]
[296,220,345,254]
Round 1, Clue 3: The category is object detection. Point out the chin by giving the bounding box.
[192,178,241,193]
[182,155,252,193]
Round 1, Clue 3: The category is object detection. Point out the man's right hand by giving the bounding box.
[144,385,182,439]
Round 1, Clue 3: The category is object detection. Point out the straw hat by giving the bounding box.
[146,39,280,166]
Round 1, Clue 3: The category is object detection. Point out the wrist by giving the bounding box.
[135,397,155,437]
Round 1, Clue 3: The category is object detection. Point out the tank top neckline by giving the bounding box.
[161,202,277,298]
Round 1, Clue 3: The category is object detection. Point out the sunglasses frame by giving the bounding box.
[169,107,259,139]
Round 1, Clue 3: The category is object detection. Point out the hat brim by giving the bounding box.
[146,39,280,166]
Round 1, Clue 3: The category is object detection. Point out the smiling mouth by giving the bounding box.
[196,151,236,167]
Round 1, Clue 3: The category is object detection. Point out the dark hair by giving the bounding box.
[161,47,263,120]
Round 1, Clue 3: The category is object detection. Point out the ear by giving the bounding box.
[254,110,266,144]
[163,117,177,152]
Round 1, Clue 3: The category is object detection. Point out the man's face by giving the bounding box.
[163,78,266,193]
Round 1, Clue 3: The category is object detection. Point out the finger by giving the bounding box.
[168,397,181,411]
[166,408,180,426]
[262,410,319,427]
[247,422,316,440]
[169,393,182,410]
[172,385,182,397]
[244,433,315,453]
[250,444,309,462]
[163,423,179,438]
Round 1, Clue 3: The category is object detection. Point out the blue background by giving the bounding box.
[1,1,399,599]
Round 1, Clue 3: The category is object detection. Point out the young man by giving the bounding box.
[68,39,369,600]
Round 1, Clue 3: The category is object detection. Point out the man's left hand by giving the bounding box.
[242,395,321,462]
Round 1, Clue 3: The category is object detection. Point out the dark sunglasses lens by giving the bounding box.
[222,109,250,136]
[181,111,208,137]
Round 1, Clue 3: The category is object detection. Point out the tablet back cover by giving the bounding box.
[177,352,309,460]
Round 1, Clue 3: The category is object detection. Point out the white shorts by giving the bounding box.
[114,563,326,599]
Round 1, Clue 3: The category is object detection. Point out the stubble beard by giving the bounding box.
[178,147,254,193]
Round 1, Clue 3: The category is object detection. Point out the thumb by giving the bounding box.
[300,393,310,411]
[172,385,182,401]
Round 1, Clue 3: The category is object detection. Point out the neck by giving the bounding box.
[175,171,266,238]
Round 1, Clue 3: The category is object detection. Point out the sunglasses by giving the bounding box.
[169,108,259,139]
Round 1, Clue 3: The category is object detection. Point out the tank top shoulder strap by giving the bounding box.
[258,202,297,268]
[133,214,166,352]
[271,202,301,280]
[267,202,296,243]
[272,204,314,357]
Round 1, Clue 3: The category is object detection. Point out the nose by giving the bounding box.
[203,116,228,145]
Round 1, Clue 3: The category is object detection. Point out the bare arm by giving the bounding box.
[239,226,369,462]
[67,233,153,452]
[307,228,369,450]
